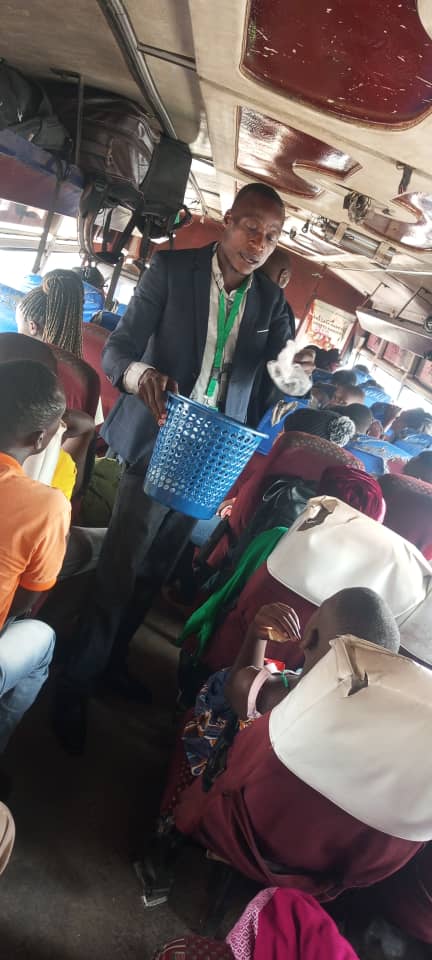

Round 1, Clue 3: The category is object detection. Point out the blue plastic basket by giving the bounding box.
[144,393,267,519]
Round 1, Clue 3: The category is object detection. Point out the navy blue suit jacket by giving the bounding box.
[101,243,294,465]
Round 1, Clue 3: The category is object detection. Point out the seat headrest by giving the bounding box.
[269,635,432,840]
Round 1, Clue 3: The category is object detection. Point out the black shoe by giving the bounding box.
[51,694,88,757]
[0,769,12,803]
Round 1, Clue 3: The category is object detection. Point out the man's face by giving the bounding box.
[220,195,284,277]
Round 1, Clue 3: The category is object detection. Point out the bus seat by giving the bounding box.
[379,474,432,561]
[0,331,56,370]
[82,323,118,420]
[257,397,309,454]
[0,282,22,333]
[192,493,431,674]
[82,281,104,323]
[49,345,100,419]
[396,433,432,456]
[346,437,410,476]
[207,432,364,571]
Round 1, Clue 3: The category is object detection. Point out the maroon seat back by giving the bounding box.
[209,432,364,570]
[0,331,56,370]
[380,473,432,561]
[82,323,118,419]
[49,344,100,418]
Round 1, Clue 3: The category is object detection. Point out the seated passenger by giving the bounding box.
[371,401,400,430]
[311,347,340,378]
[389,407,432,443]
[260,246,292,289]
[328,403,372,436]
[16,269,84,358]
[331,369,357,388]
[175,596,429,893]
[0,360,70,767]
[180,470,385,690]
[331,383,365,406]
[403,450,432,484]
[351,363,371,385]
[309,381,334,408]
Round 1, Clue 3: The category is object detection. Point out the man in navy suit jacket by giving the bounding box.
[54,182,295,752]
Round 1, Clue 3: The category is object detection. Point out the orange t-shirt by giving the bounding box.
[0,452,71,629]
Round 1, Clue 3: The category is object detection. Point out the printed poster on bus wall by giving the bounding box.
[297,299,355,352]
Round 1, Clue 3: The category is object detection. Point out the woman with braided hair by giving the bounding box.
[16,269,84,358]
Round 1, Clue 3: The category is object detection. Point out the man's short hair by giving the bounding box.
[232,182,285,217]
[0,360,65,444]
[330,403,372,435]
[329,587,400,652]
[332,370,357,387]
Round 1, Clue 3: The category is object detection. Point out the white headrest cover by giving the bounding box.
[269,636,432,840]
[267,497,431,620]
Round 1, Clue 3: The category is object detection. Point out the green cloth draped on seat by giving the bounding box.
[177,526,287,661]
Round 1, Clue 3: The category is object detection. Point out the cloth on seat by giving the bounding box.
[179,527,287,660]
[227,887,359,960]
[317,466,385,521]
[208,432,364,571]
[269,635,432,841]
[175,710,421,893]
[379,473,432,561]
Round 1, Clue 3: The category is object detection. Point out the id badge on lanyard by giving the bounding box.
[204,279,248,405]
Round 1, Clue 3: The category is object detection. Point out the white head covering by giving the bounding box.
[267,497,431,625]
[269,635,432,841]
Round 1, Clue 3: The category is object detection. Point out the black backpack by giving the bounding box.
[51,88,192,264]
[0,60,69,153]
[224,475,317,578]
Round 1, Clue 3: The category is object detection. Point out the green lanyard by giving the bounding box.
[205,278,249,401]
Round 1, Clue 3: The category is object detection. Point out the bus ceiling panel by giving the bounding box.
[357,309,432,355]
[0,0,144,104]
[199,87,432,256]
[189,0,432,174]
[0,132,82,218]
[242,0,432,128]
[141,56,202,143]
[123,0,196,60]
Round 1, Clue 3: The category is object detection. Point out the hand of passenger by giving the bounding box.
[217,497,236,518]
[252,603,301,644]
[137,368,179,424]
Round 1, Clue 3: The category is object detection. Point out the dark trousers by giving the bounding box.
[57,462,196,697]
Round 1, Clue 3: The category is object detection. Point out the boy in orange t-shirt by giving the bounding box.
[0,359,70,762]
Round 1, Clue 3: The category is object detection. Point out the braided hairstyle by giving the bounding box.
[20,269,84,357]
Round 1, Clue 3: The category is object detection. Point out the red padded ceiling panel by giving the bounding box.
[236,107,360,197]
[243,0,432,127]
